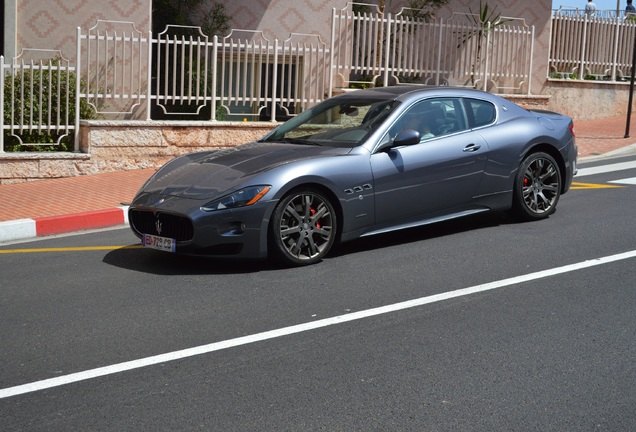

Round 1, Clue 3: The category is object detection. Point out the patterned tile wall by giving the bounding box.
[15,0,151,61]
[193,0,342,41]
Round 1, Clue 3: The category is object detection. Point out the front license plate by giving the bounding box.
[142,234,176,252]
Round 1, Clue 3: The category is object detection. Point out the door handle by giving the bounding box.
[463,143,481,152]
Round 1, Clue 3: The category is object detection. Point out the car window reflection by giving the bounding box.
[259,99,400,148]
[387,97,470,145]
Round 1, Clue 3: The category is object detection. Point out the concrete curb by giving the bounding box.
[0,206,129,243]
[579,143,636,162]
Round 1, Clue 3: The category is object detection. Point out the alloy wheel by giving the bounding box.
[273,190,336,265]
[521,155,560,214]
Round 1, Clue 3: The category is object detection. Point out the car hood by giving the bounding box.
[139,141,351,200]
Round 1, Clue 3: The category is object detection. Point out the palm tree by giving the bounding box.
[458,1,512,86]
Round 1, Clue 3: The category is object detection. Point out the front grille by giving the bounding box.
[129,210,194,242]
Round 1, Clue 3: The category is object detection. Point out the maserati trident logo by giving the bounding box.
[155,218,163,236]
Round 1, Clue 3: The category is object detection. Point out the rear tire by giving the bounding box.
[270,189,337,266]
[511,152,561,221]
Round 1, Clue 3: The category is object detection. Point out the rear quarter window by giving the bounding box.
[465,99,496,128]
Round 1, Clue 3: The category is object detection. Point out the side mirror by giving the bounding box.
[393,129,421,146]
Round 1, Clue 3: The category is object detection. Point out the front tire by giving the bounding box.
[270,189,337,266]
[511,152,561,221]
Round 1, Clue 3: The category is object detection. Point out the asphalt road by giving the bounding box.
[1,155,636,431]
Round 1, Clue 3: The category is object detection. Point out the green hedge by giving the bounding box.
[2,58,96,152]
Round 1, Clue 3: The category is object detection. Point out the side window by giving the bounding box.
[465,99,496,128]
[426,98,468,136]
[388,97,468,142]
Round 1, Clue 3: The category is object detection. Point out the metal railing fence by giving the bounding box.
[2,23,331,152]
[549,10,636,80]
[331,5,534,94]
[552,7,635,19]
[78,22,330,125]
[1,50,77,152]
[2,6,540,153]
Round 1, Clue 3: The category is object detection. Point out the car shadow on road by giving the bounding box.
[102,246,279,275]
[329,210,517,257]
[103,211,517,275]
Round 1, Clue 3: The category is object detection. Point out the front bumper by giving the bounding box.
[128,192,278,260]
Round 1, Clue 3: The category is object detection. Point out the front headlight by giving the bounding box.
[200,185,272,212]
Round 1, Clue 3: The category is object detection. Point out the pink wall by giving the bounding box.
[14,0,151,61]
[193,0,344,41]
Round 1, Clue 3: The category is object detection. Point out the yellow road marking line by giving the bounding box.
[570,182,624,190]
[0,245,143,254]
[0,181,626,255]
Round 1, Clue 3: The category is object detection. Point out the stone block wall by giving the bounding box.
[0,121,276,184]
[546,80,632,121]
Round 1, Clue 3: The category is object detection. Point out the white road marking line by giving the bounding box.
[609,177,636,185]
[2,249,636,400]
[576,160,636,177]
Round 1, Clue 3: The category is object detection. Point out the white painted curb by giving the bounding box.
[0,206,129,244]
[0,219,37,243]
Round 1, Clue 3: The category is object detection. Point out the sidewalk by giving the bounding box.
[1,115,636,243]
[575,115,636,158]
[0,169,156,242]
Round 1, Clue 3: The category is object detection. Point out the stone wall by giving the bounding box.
[546,80,632,121]
[0,121,276,184]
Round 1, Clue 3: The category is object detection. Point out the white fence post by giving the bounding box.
[484,21,491,92]
[528,25,535,95]
[383,12,391,87]
[329,7,336,97]
[146,30,153,121]
[211,35,218,121]
[580,16,589,79]
[75,27,81,152]
[612,16,621,81]
[436,18,444,86]
[271,38,279,122]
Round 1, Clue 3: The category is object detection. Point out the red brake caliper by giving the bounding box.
[310,208,321,229]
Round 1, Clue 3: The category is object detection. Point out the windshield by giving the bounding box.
[259,97,400,148]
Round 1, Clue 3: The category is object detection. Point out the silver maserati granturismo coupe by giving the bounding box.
[129,86,577,266]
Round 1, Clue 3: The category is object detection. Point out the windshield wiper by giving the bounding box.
[259,136,322,146]
[280,137,322,146]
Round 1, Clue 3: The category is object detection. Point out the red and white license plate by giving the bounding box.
[142,234,176,252]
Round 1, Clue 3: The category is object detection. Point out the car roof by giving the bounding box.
[336,85,500,103]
